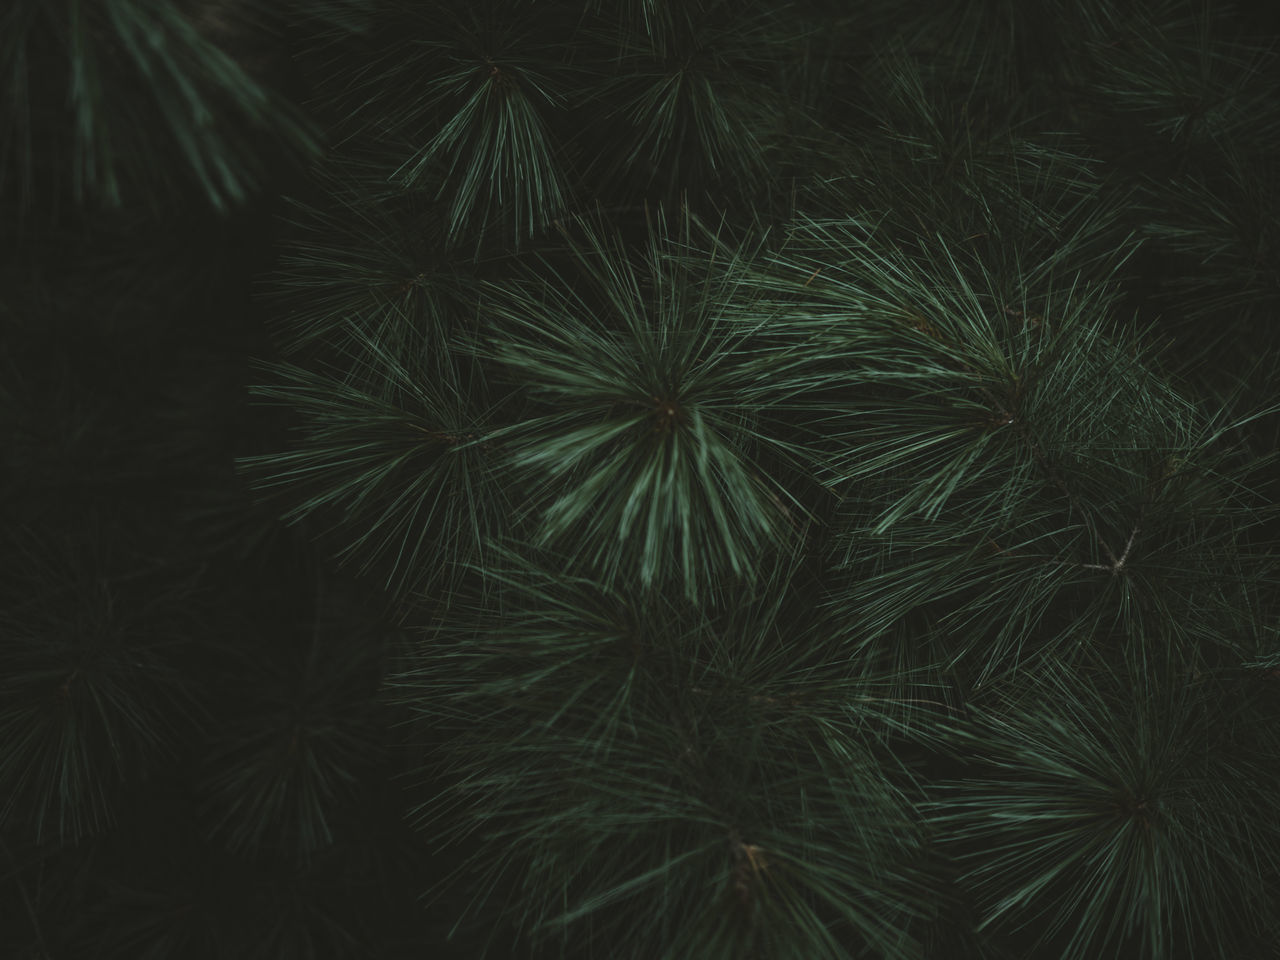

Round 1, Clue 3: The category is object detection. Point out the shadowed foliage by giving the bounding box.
[2,0,1278,957]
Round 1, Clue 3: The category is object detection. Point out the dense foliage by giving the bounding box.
[2,1,1278,958]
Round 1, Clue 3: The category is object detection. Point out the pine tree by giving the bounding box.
[3,0,1278,958]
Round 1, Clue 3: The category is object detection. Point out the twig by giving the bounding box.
[728,826,768,907]
[1082,522,1140,575]
[408,422,494,455]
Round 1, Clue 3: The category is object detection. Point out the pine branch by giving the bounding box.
[1083,5,1280,155]
[264,154,469,376]
[387,545,946,959]
[307,0,578,251]
[203,2,1280,956]
[1,0,319,217]
[0,521,205,845]
[927,657,1280,960]
[572,0,816,211]
[731,194,1275,684]
[239,337,510,606]
[462,205,818,602]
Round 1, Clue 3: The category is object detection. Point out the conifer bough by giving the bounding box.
[239,2,1280,958]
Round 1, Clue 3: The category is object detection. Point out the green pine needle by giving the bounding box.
[313,0,577,250]
[0,523,203,844]
[3,0,318,216]
[388,546,945,959]
[239,326,509,606]
[464,206,817,602]
[927,659,1280,960]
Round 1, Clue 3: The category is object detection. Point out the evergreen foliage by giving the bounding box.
[387,545,946,960]
[461,207,817,603]
[2,1,1278,958]
[926,653,1280,960]
[1,0,320,218]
